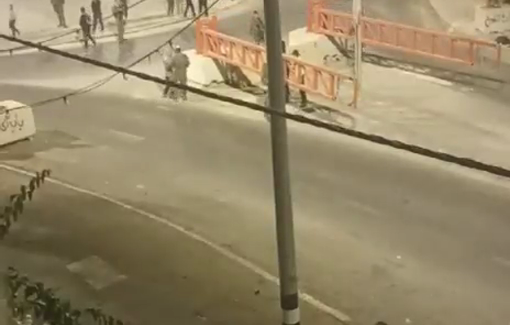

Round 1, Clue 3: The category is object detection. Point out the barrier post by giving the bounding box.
[307,0,323,32]
[196,16,218,55]
[196,18,204,54]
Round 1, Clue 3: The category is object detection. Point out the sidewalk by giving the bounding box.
[0,0,239,54]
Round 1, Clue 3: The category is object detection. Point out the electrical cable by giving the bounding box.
[0,0,152,54]
[1,17,510,179]
[0,0,221,110]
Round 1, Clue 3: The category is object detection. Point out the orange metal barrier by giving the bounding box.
[196,16,354,101]
[307,0,501,66]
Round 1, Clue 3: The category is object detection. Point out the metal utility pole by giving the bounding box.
[262,0,300,324]
[352,0,362,108]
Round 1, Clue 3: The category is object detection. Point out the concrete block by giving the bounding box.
[474,4,510,33]
[185,49,224,88]
[0,100,36,147]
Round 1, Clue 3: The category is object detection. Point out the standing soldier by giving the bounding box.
[249,10,265,45]
[167,0,175,15]
[291,49,307,108]
[112,0,125,43]
[91,0,104,33]
[51,0,67,28]
[121,0,128,19]
[168,45,190,101]
[183,0,196,18]
[198,0,208,16]
[79,7,96,48]
[8,4,20,37]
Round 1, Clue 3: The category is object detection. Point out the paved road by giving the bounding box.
[1,84,509,325]
[0,0,445,81]
[1,1,509,324]
[0,170,337,325]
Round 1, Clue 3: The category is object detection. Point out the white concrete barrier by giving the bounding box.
[185,49,224,88]
[0,100,36,147]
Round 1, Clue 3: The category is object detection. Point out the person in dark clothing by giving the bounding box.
[198,0,208,16]
[91,0,104,33]
[79,7,96,48]
[167,0,175,15]
[291,49,307,108]
[8,4,20,37]
[249,10,265,45]
[51,0,67,28]
[183,0,196,17]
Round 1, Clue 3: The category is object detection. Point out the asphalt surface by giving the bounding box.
[1,82,510,325]
[0,170,338,325]
[2,1,510,324]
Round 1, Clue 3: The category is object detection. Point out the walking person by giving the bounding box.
[168,45,190,101]
[112,0,125,43]
[166,0,175,15]
[291,49,308,108]
[198,0,208,16]
[183,0,196,18]
[91,0,104,33]
[79,7,96,48]
[8,4,20,37]
[51,0,67,28]
[249,10,265,45]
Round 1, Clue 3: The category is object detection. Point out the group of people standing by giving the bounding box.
[7,0,211,49]
[166,0,209,18]
[6,0,128,48]
[78,0,128,48]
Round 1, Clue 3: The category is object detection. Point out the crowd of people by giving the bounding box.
[6,0,211,47]
[6,1,307,107]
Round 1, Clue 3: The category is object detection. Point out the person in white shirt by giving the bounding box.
[162,41,176,99]
[8,4,20,37]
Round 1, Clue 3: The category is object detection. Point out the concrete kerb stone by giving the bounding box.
[185,49,224,88]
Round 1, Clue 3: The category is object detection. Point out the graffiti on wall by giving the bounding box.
[0,108,25,133]
[485,11,510,27]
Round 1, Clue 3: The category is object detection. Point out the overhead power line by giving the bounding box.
[1,0,221,110]
[1,32,510,180]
